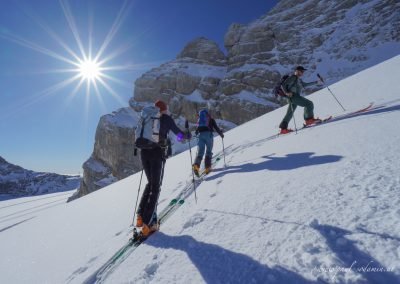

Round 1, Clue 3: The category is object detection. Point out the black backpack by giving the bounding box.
[274,74,290,97]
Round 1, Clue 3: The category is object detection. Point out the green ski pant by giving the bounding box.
[279,96,314,129]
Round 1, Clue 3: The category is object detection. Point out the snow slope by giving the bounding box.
[1,55,400,283]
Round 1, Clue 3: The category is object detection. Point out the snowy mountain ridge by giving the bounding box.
[0,55,399,283]
[0,156,80,197]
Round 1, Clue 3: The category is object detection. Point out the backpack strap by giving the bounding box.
[139,118,145,138]
[282,75,297,93]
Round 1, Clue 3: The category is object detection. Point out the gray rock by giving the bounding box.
[70,107,140,199]
[177,37,226,65]
[198,77,221,93]
[176,71,201,94]
[219,95,278,125]
[224,23,246,50]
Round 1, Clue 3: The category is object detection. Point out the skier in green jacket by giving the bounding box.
[279,66,323,134]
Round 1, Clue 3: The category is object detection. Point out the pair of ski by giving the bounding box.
[280,102,374,134]
[306,102,374,128]
[84,150,226,283]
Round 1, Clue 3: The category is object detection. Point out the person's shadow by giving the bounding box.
[146,232,317,284]
[208,152,343,181]
[312,223,400,283]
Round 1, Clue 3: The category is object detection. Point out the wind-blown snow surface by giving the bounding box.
[1,56,400,283]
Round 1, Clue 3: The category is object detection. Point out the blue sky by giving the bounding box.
[0,0,278,174]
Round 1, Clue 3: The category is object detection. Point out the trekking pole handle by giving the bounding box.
[317,73,325,84]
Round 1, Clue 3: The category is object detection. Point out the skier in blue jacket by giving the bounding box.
[193,109,224,175]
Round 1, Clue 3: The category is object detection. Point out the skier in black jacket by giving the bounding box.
[136,100,189,237]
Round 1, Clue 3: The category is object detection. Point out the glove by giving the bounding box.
[185,132,192,140]
[177,132,184,142]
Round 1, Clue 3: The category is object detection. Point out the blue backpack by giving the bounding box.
[197,109,210,128]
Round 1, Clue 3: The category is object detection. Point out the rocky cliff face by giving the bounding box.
[225,0,400,81]
[68,107,140,201]
[73,0,400,199]
[0,156,80,197]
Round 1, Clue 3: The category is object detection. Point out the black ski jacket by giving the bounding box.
[158,114,183,146]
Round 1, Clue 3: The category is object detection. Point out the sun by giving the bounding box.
[78,59,101,81]
[0,0,136,114]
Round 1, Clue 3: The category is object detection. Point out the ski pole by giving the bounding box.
[185,120,197,203]
[317,73,346,112]
[131,169,143,227]
[222,137,226,168]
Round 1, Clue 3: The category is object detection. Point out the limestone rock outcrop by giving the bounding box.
[69,107,139,200]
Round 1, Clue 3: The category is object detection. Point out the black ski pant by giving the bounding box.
[137,147,165,225]
[279,96,314,129]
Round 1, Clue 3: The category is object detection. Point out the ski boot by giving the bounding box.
[304,117,322,126]
[193,164,200,177]
[204,155,212,175]
[136,215,143,227]
[280,128,294,134]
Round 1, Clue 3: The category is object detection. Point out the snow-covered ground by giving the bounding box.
[1,55,400,283]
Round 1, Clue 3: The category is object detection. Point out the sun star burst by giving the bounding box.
[78,59,101,81]
[0,0,139,120]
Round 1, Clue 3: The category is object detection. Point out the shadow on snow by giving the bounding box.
[147,232,318,284]
[208,152,343,181]
[195,209,400,283]
[312,223,400,283]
